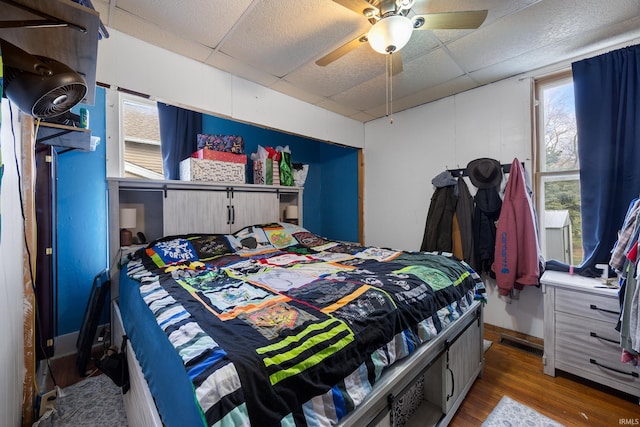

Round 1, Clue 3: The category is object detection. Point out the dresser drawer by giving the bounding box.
[555,312,639,389]
[556,312,622,362]
[554,288,620,323]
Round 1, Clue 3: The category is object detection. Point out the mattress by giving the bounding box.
[118,223,485,426]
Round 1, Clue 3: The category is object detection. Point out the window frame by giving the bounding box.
[105,88,163,179]
[534,70,582,264]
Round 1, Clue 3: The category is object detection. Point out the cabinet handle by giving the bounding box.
[589,332,620,345]
[226,205,231,225]
[444,341,455,402]
[589,359,639,378]
[446,366,455,401]
[231,205,235,224]
[589,304,619,315]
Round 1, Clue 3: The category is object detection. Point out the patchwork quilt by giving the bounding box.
[124,223,485,426]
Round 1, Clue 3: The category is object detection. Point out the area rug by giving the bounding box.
[33,374,128,426]
[482,395,565,427]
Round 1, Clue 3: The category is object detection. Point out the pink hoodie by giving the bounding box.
[492,158,540,296]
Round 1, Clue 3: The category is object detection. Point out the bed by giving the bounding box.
[114,222,485,427]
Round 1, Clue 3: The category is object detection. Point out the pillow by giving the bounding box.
[189,234,233,260]
[227,225,275,255]
[144,234,232,267]
[262,222,307,249]
[146,237,199,268]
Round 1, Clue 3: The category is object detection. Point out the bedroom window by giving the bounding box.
[535,72,582,265]
[106,89,163,180]
[121,94,164,179]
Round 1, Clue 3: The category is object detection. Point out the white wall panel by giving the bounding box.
[231,78,364,148]
[364,76,543,338]
[97,29,364,149]
[97,30,233,117]
[0,99,25,427]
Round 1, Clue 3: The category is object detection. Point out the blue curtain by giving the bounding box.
[157,103,202,180]
[571,44,640,276]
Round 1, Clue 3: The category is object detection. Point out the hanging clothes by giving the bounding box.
[473,187,502,276]
[421,171,457,252]
[491,158,540,296]
[456,177,475,268]
[609,198,640,363]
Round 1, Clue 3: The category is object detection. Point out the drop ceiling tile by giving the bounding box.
[112,0,253,48]
[269,79,325,105]
[218,0,369,77]
[470,15,640,85]
[330,72,389,112]
[315,97,364,118]
[283,45,389,98]
[363,75,477,118]
[447,0,640,73]
[93,0,640,122]
[205,51,280,88]
[411,0,540,45]
[109,8,213,63]
[397,48,466,92]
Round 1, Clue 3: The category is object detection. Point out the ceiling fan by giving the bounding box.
[316,0,488,74]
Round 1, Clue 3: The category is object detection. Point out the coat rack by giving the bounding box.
[447,162,525,178]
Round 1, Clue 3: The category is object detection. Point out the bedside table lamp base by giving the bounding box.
[119,208,137,247]
[120,229,133,246]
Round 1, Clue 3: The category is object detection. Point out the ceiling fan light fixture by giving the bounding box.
[368,15,413,54]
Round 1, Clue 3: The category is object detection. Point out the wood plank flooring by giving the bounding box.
[44,324,639,426]
[450,324,639,426]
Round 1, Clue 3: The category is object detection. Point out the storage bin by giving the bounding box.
[180,157,246,183]
[196,134,244,154]
[192,148,247,163]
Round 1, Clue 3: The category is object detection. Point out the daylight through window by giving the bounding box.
[535,72,582,265]
[121,95,164,179]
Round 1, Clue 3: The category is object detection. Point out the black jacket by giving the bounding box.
[472,187,502,275]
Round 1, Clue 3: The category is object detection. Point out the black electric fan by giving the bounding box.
[1,38,87,118]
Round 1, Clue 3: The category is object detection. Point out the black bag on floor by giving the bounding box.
[95,335,130,394]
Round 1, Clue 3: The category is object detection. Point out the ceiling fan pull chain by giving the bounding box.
[389,54,394,124]
[385,54,390,118]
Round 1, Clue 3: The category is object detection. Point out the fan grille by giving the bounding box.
[32,82,87,119]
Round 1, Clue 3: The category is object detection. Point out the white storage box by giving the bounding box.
[179,157,246,183]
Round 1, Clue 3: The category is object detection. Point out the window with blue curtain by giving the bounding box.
[571,44,640,277]
[157,102,203,180]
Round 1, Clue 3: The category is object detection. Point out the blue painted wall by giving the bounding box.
[56,87,108,335]
[55,94,358,335]
[202,115,359,242]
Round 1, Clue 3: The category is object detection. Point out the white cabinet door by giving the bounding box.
[230,191,280,233]
[444,314,482,413]
[163,190,229,235]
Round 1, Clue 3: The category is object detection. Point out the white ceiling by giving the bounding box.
[92,0,640,122]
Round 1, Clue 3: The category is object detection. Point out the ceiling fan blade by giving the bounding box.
[390,51,403,76]
[413,10,488,30]
[316,33,368,66]
[332,0,379,17]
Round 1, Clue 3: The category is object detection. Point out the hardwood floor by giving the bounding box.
[43,324,639,426]
[45,346,104,390]
[451,324,639,426]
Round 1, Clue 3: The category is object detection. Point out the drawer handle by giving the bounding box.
[589,332,620,345]
[590,359,639,378]
[589,304,620,315]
